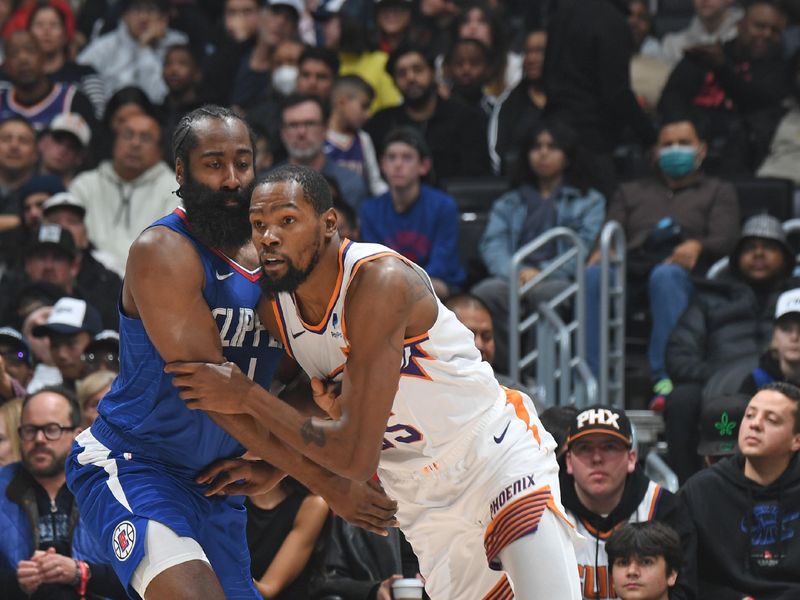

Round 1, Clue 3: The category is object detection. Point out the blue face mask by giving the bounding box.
[658,145,698,179]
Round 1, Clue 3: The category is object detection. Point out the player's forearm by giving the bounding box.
[207,412,351,497]
[242,384,373,480]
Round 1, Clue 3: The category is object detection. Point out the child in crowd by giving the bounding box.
[325,75,388,196]
[606,522,682,600]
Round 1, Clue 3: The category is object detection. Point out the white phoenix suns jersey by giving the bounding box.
[271,239,506,472]
[568,481,666,600]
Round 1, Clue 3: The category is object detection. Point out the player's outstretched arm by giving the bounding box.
[167,256,436,481]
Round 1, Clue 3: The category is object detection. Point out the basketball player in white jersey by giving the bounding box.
[167,165,582,599]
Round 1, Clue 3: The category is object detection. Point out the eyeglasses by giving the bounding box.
[282,120,323,132]
[18,423,77,441]
[81,351,119,373]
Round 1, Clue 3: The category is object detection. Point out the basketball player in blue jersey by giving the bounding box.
[65,108,397,600]
[168,165,582,599]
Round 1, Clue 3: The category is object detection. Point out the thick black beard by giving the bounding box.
[404,81,437,110]
[181,175,255,250]
[259,240,321,294]
[452,83,484,104]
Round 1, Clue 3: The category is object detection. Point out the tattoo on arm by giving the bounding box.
[300,419,326,447]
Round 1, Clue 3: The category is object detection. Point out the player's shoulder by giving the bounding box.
[128,222,203,276]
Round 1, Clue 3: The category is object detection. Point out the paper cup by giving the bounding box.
[392,578,425,599]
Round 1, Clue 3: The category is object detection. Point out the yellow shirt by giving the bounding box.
[339,51,402,114]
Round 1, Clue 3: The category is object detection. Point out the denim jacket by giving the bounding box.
[479,185,605,280]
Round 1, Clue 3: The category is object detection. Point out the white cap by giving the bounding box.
[32,297,103,337]
[267,0,303,16]
[49,113,91,147]
[42,192,86,217]
[776,288,800,320]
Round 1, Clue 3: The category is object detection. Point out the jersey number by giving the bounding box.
[382,423,423,449]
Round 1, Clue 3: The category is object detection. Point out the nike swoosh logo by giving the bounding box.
[215,271,234,280]
[291,330,305,339]
[494,420,511,444]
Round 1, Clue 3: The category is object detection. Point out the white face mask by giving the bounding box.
[272,65,298,96]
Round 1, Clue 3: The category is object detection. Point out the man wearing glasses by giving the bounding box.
[276,94,367,208]
[0,386,124,597]
[560,405,697,600]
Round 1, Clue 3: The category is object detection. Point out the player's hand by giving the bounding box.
[38,547,77,585]
[323,478,399,536]
[166,361,254,414]
[310,377,342,419]
[197,458,286,496]
[17,551,45,595]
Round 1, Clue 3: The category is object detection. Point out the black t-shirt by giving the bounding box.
[246,485,317,600]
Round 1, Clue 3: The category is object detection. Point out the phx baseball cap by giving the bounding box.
[566,405,633,448]
[32,297,102,337]
[697,395,746,457]
[0,327,33,366]
[775,288,800,321]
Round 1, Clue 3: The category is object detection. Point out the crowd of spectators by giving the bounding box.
[0,0,799,597]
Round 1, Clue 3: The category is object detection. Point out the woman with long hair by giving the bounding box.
[0,398,22,466]
[472,119,606,372]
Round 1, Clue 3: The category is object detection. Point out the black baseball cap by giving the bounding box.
[697,395,746,457]
[0,327,33,366]
[27,224,77,259]
[566,405,633,448]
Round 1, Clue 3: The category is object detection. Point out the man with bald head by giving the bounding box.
[0,386,124,597]
[69,113,177,269]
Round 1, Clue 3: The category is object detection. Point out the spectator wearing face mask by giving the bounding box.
[585,119,739,408]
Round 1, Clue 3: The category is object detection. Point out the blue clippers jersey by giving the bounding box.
[90,208,284,476]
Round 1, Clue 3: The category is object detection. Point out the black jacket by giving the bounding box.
[309,517,422,600]
[543,0,656,153]
[560,466,697,599]
[666,275,798,384]
[680,454,800,599]
[493,81,543,175]
[739,350,800,397]
[658,39,789,173]
[364,96,492,183]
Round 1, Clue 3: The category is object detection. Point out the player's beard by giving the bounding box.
[259,235,322,294]
[181,171,255,250]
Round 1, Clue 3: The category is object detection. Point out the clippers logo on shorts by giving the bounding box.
[112,521,136,561]
[489,475,536,518]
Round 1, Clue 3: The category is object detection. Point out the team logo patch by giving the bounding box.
[112,521,136,561]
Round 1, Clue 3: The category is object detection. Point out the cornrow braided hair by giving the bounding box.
[172,105,256,196]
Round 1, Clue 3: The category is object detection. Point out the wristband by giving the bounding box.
[76,560,89,599]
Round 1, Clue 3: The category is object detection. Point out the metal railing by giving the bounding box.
[508,227,596,406]
[598,221,626,408]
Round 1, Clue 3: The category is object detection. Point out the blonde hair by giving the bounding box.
[76,370,116,411]
[0,398,22,465]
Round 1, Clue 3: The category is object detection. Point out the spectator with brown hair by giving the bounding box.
[75,368,114,428]
[0,117,38,266]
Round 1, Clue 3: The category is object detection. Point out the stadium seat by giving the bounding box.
[441,177,508,213]
[733,177,794,223]
[458,211,489,289]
